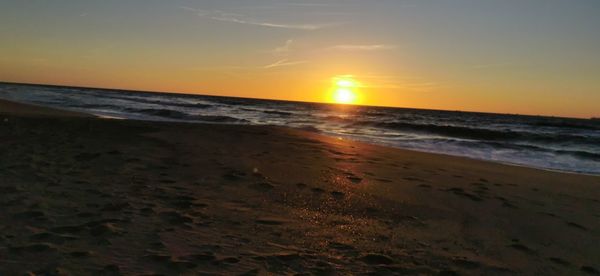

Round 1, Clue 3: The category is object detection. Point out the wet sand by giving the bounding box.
[1,99,599,275]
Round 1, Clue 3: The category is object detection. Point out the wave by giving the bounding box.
[188,115,249,123]
[555,149,600,161]
[530,120,600,131]
[297,125,320,132]
[355,121,518,140]
[169,102,213,109]
[353,121,600,145]
[94,93,214,109]
[128,108,189,119]
[237,107,293,116]
[64,103,116,110]
[263,110,293,116]
[479,141,600,162]
[323,115,355,123]
[124,108,247,123]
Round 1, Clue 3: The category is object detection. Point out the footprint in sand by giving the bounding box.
[328,242,356,252]
[509,242,535,254]
[160,179,177,184]
[222,169,246,181]
[90,223,123,236]
[102,264,121,274]
[13,210,46,220]
[69,251,93,258]
[296,182,307,189]
[496,196,518,209]
[548,257,571,266]
[239,268,261,276]
[126,157,141,163]
[76,211,96,218]
[101,202,131,212]
[159,211,194,225]
[0,185,22,194]
[219,256,241,264]
[311,187,325,194]
[143,252,197,272]
[471,182,489,191]
[30,232,79,244]
[566,221,588,231]
[106,150,121,155]
[452,257,481,269]
[359,253,395,265]
[581,266,600,275]
[502,201,518,209]
[10,243,58,254]
[51,225,84,234]
[182,252,217,263]
[346,175,363,183]
[256,217,290,225]
[169,195,200,209]
[439,269,460,275]
[538,211,558,218]
[249,182,275,191]
[403,177,425,182]
[330,191,345,199]
[446,187,484,202]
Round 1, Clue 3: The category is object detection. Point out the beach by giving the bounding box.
[1,99,599,275]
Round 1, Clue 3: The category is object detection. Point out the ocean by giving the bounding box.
[1,82,599,175]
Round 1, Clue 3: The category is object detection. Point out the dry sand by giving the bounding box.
[1,99,599,275]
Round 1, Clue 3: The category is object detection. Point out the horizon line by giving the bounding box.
[0,80,595,120]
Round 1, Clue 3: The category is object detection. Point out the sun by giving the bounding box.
[331,76,360,104]
[333,88,357,104]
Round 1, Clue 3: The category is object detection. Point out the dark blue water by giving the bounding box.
[1,83,599,175]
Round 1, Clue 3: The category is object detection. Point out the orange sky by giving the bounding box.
[1,1,599,118]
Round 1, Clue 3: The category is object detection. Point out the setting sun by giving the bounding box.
[331,76,360,104]
[333,88,357,104]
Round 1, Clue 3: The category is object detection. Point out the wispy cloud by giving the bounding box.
[191,58,307,71]
[180,6,333,30]
[471,62,514,69]
[364,81,439,91]
[273,39,294,56]
[329,44,397,51]
[347,74,439,91]
[263,59,308,69]
[281,3,337,8]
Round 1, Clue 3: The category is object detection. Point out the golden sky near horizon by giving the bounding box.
[1,1,599,118]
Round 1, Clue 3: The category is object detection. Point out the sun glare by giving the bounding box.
[336,79,356,88]
[334,88,356,104]
[331,76,360,104]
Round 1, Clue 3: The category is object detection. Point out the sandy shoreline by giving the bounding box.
[1,99,599,275]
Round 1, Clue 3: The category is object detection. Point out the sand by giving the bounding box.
[1,99,599,275]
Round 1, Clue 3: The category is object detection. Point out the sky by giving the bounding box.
[1,0,599,118]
